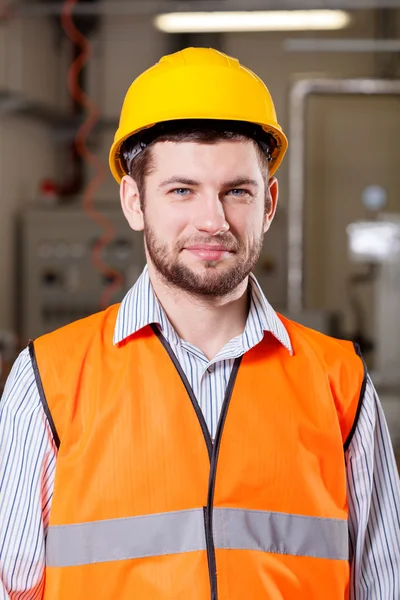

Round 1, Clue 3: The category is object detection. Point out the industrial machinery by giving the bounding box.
[18,205,146,342]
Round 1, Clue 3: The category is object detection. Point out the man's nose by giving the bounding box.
[194,193,230,236]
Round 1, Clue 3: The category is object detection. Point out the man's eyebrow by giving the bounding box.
[158,176,201,188]
[223,178,259,188]
[158,176,259,189]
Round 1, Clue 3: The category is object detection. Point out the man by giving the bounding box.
[0,47,399,599]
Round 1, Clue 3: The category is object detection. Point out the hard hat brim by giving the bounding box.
[109,118,288,184]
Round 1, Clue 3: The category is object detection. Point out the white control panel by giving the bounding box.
[18,206,146,341]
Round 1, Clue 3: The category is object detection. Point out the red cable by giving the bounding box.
[61,0,123,310]
[0,2,15,21]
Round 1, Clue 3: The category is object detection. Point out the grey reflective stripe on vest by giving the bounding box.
[46,507,348,568]
[46,508,207,568]
[213,508,348,561]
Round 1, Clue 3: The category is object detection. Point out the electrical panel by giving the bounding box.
[18,206,146,342]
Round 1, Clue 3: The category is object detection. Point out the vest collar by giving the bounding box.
[113,266,293,355]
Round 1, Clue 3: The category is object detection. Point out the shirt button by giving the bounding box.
[207,365,214,373]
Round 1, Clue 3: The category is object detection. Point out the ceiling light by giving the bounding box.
[154,10,351,34]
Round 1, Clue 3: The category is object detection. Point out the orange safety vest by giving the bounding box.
[30,304,366,600]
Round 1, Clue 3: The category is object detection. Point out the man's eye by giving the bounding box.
[171,188,191,196]
[228,189,250,197]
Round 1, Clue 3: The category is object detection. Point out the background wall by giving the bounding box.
[0,16,60,331]
[306,95,400,340]
[0,7,399,345]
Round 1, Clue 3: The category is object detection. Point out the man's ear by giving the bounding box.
[264,177,279,233]
[120,175,144,231]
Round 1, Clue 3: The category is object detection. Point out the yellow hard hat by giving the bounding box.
[109,47,288,184]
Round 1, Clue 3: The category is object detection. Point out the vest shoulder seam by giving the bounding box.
[28,340,61,449]
[343,342,368,452]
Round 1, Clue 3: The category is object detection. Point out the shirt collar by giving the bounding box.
[113,265,292,355]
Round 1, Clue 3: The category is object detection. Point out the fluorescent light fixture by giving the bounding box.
[154,10,351,34]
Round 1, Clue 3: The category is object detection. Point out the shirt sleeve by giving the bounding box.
[0,348,56,600]
[346,374,400,599]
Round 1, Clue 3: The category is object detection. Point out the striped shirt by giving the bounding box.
[0,266,399,599]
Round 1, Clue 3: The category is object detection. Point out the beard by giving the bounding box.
[143,223,264,297]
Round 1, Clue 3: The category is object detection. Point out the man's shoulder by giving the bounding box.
[277,312,359,360]
[35,303,121,344]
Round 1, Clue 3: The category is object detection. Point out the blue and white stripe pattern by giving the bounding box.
[0,266,399,599]
[347,380,400,599]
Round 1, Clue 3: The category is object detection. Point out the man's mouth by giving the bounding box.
[183,245,233,261]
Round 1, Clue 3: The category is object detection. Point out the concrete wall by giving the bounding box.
[0,16,60,332]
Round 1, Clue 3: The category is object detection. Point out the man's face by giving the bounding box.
[121,139,278,297]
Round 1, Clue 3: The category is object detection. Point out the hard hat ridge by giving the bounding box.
[109,47,288,183]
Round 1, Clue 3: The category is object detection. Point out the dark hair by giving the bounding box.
[121,120,275,212]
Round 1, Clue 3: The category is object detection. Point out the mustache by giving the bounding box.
[177,234,240,251]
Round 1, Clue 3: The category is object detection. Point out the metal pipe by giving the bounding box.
[285,39,400,52]
[17,0,400,17]
[374,8,398,80]
[287,78,400,313]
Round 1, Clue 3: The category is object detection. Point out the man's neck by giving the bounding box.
[148,266,250,361]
